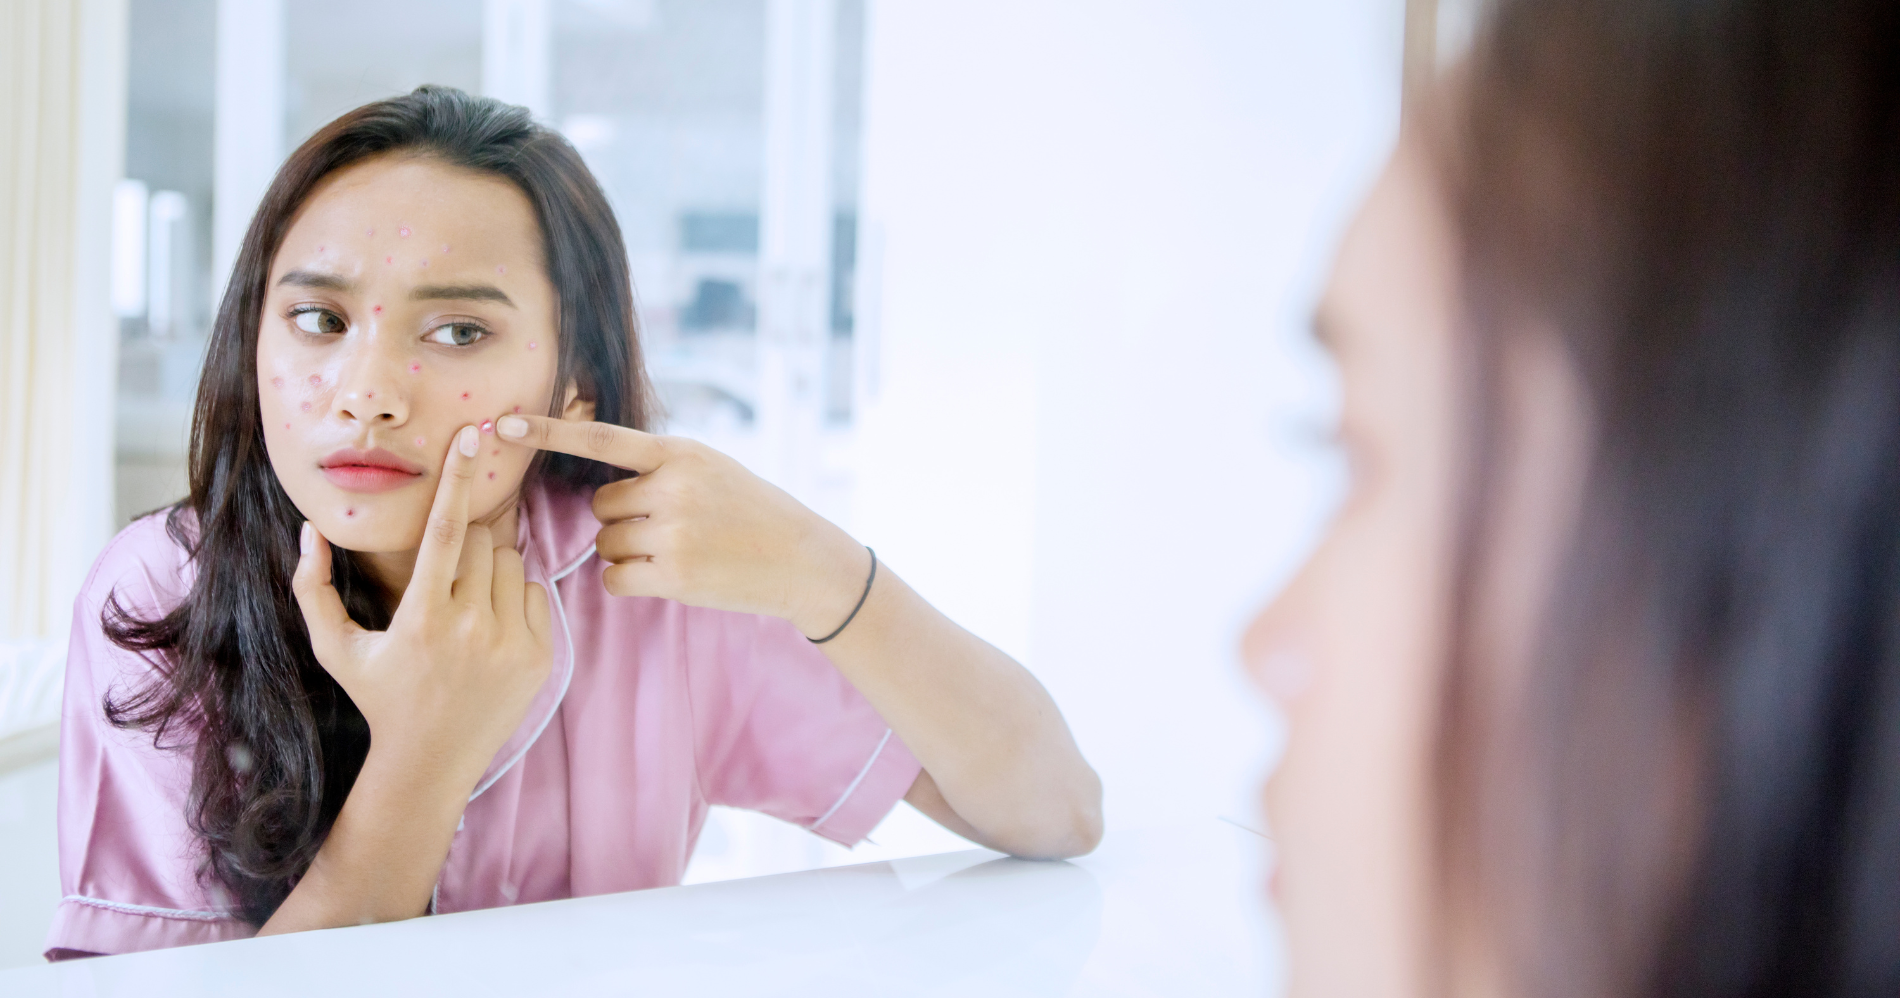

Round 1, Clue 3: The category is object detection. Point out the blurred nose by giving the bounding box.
[1241,563,1316,707]
[329,329,409,428]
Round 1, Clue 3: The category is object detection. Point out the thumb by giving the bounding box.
[292,521,363,668]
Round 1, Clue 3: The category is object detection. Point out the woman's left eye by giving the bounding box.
[424,323,489,347]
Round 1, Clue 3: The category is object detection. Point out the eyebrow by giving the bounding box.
[410,283,516,308]
[277,269,354,292]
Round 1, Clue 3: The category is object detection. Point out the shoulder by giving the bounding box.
[76,508,195,629]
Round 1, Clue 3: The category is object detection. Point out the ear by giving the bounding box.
[559,381,596,423]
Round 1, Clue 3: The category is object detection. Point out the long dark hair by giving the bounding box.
[103,86,652,925]
[1433,0,1900,995]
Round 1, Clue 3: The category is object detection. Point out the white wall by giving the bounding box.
[851,0,1401,844]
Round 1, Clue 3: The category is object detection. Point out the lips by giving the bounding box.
[319,447,425,493]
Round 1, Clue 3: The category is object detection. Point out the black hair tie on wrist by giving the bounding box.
[810,546,876,644]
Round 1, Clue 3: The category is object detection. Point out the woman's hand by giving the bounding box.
[292,423,554,790]
[495,414,866,639]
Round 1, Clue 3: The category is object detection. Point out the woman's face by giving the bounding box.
[258,154,564,553]
[1245,138,1588,996]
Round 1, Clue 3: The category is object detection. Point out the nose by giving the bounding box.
[1241,560,1317,707]
[329,333,409,427]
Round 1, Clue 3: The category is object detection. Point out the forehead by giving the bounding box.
[276,154,543,272]
[1315,141,1458,370]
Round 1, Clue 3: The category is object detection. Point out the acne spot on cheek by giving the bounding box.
[415,436,426,448]
[492,449,500,456]
[441,244,451,253]
[497,265,506,275]
[345,508,356,518]
[385,256,394,265]
[480,420,494,434]
[300,401,312,412]
[308,374,321,386]
[487,471,497,480]
[512,405,521,413]
[527,341,538,351]
[365,228,374,237]
[399,226,411,237]
[373,305,383,316]
[284,422,291,430]
[316,245,325,254]
[461,392,471,401]
[419,259,429,268]
[270,376,284,389]
[409,363,421,374]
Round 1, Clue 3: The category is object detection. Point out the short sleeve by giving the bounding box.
[44,516,252,959]
[684,610,922,846]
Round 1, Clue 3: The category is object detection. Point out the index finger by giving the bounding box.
[496,414,670,474]
[409,423,481,600]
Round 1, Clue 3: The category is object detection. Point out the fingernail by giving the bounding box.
[497,415,528,439]
[458,425,479,456]
[300,521,313,554]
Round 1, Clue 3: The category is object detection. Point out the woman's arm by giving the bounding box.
[793,543,1102,858]
[497,415,1103,858]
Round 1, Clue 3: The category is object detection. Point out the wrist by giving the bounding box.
[789,525,871,639]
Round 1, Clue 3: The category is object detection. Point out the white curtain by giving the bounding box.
[0,0,126,642]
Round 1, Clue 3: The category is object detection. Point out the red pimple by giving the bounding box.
[366,391,375,400]
[512,405,521,413]
[385,256,394,265]
[480,420,494,434]
[497,265,506,274]
[527,341,538,351]
[284,422,291,429]
[399,226,411,237]
[487,471,497,480]
[365,228,374,237]
[415,436,426,447]
[270,376,285,389]
[345,508,356,518]
[491,449,500,456]
[308,374,321,385]
[372,305,383,315]
[461,392,471,401]
[316,245,325,253]
[441,244,451,253]
[419,259,429,268]
[409,363,421,374]
[300,401,311,411]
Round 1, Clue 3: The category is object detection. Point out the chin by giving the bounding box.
[303,494,426,553]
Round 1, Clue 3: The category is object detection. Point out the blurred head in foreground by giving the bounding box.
[1246,1,1900,995]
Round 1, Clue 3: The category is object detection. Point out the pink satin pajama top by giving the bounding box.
[45,483,921,958]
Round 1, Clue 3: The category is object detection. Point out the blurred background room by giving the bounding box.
[0,0,1451,984]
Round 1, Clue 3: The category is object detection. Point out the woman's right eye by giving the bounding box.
[291,308,347,335]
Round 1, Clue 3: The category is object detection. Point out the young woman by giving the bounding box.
[1247,0,1900,995]
[48,87,1100,958]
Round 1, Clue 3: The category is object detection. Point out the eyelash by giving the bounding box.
[287,304,347,335]
[424,321,492,347]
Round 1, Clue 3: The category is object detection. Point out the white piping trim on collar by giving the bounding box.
[809,728,894,833]
[62,894,235,922]
[466,544,592,803]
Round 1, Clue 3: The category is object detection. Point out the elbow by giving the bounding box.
[1000,767,1103,861]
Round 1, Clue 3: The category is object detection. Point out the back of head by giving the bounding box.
[1436,1,1900,994]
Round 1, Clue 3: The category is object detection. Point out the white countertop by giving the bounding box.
[0,819,1278,996]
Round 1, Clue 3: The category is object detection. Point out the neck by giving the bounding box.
[358,498,522,614]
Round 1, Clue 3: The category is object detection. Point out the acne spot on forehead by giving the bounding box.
[345,508,356,518]
[366,391,375,400]
[399,226,411,237]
